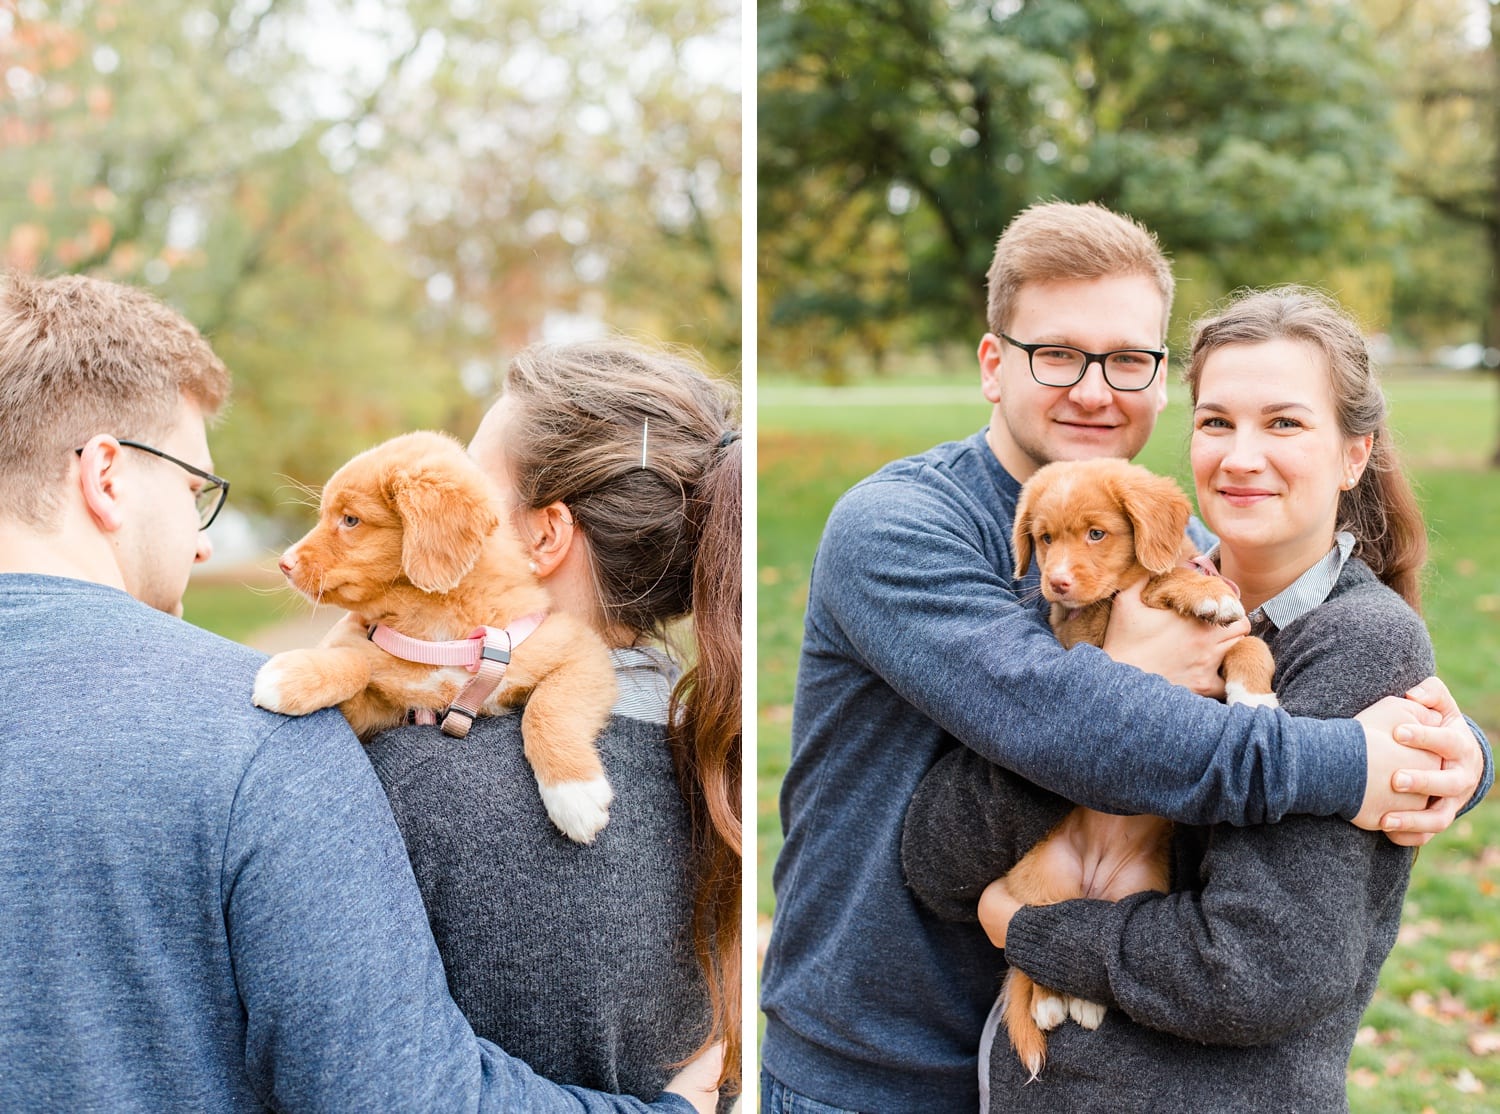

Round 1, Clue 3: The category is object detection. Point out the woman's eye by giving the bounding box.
[1088,528,1106,542]
[1197,416,1230,430]
[1271,417,1303,430]
[341,514,360,528]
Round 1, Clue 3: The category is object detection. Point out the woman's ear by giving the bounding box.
[520,501,578,578]
[1344,433,1374,488]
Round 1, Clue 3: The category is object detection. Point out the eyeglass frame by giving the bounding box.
[73,439,230,529]
[998,331,1167,392]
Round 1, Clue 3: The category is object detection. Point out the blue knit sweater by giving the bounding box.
[0,574,691,1114]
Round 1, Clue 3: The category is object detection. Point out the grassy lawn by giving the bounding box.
[757,370,1500,1111]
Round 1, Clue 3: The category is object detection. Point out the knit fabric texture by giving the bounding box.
[0,573,691,1114]
[906,557,1432,1113]
[366,675,710,1100]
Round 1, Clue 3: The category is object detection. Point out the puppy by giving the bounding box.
[998,458,1276,1077]
[252,430,617,844]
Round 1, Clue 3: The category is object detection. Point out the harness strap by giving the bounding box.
[367,612,548,737]
[1185,554,1242,599]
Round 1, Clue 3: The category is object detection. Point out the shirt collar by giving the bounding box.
[1216,530,1354,632]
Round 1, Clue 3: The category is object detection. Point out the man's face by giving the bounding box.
[979,274,1170,482]
[113,400,216,616]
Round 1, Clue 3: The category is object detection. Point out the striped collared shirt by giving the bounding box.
[1213,530,1356,634]
[608,645,680,724]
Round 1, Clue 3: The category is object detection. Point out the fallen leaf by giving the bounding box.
[1349,1067,1380,1089]
[1470,1031,1500,1056]
[1454,1068,1484,1094]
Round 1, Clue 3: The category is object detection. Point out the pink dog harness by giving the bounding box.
[367,613,547,738]
[1184,553,1241,598]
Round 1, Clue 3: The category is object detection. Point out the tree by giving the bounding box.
[0,0,742,518]
[759,0,1402,375]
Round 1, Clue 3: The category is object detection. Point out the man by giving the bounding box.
[0,272,718,1113]
[759,202,1491,1112]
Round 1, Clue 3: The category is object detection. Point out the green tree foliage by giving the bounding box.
[1,0,740,522]
[759,0,1402,372]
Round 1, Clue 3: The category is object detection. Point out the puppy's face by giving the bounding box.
[279,431,501,611]
[1013,459,1191,608]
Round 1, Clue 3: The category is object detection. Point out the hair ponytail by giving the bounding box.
[670,434,742,1092]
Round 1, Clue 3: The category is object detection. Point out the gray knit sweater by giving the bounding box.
[365,656,709,1100]
[903,558,1432,1112]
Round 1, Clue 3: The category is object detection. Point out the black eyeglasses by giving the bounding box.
[73,440,230,529]
[1000,332,1167,392]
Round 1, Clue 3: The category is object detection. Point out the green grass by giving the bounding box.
[757,371,1500,1112]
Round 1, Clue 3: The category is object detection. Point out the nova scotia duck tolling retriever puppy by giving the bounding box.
[998,457,1276,1076]
[252,430,616,844]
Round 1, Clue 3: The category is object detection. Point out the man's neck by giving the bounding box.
[0,520,127,592]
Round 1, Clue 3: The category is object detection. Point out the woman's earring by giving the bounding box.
[528,560,539,575]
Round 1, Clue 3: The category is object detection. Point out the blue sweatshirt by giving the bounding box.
[759,431,1490,1112]
[0,574,692,1114]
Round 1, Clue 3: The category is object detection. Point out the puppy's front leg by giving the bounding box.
[1144,567,1245,626]
[253,646,374,718]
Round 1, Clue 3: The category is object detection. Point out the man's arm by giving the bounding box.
[224,711,699,1114]
[818,479,1369,826]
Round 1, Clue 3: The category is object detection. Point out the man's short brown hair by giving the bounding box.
[0,272,230,527]
[985,201,1175,338]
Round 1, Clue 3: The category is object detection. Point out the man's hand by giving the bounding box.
[1353,694,1445,843]
[664,1041,723,1114]
[979,876,1025,949]
[1102,578,1248,697]
[1376,677,1483,847]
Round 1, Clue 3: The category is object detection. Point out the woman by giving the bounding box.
[364,339,741,1100]
[903,286,1432,1111]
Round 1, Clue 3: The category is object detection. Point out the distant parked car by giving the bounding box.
[1434,342,1500,370]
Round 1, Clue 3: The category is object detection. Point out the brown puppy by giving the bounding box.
[252,430,617,844]
[998,458,1276,1077]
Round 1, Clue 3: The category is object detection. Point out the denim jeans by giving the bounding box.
[759,1068,863,1114]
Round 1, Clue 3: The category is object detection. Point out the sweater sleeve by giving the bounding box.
[222,711,691,1114]
[1002,584,1431,1046]
[814,478,1365,825]
[901,745,1075,921]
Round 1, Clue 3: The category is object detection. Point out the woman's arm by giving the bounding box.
[1000,581,1434,1045]
[901,745,1074,922]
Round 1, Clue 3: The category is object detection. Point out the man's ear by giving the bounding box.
[77,437,125,533]
[519,501,578,578]
[979,333,1005,404]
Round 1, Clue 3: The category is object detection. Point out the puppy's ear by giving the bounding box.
[389,463,501,593]
[1012,479,1039,578]
[1118,471,1192,575]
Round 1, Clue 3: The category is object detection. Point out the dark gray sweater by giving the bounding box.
[366,708,710,1100]
[903,558,1432,1112]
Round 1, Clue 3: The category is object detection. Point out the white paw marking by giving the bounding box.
[1226,681,1279,708]
[1070,997,1106,1029]
[537,775,613,844]
[252,658,297,714]
[1195,594,1245,624]
[1032,991,1068,1031]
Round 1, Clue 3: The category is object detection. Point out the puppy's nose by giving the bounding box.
[1047,572,1074,595]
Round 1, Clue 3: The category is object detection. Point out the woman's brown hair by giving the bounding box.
[500,339,742,1091]
[1185,286,1427,610]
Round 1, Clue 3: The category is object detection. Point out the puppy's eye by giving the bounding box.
[340,514,361,528]
[1039,533,1052,546]
[1088,528,1106,542]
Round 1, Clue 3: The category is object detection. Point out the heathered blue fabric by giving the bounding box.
[0,573,691,1114]
[760,430,1376,1113]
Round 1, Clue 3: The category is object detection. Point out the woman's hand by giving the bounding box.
[664,1042,723,1114]
[1102,578,1249,698]
[978,876,1025,949]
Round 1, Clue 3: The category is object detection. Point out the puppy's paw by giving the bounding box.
[538,775,614,844]
[253,651,338,717]
[1031,991,1068,1031]
[1193,593,1245,625]
[1225,681,1279,708]
[1069,997,1106,1030]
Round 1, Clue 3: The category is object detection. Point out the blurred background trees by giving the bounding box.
[2,0,741,522]
[759,0,1500,462]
